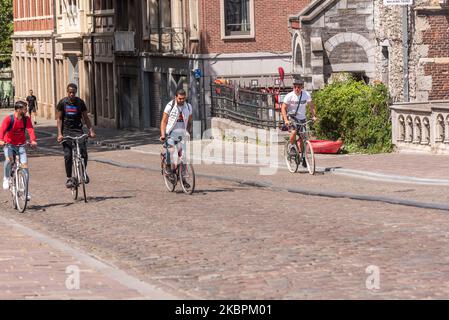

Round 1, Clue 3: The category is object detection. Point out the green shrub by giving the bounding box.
[311,78,393,154]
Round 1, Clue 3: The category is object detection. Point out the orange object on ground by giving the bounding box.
[309,140,343,154]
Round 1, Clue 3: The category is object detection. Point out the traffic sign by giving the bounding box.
[383,0,412,5]
[193,69,202,79]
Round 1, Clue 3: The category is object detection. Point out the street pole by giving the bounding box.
[402,5,409,102]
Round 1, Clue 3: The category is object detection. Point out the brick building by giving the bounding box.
[12,0,55,118]
[198,0,310,92]
[11,0,312,130]
[113,0,312,131]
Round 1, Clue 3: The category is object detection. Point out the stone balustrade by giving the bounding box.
[390,100,449,154]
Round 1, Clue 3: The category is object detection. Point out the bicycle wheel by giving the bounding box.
[180,163,195,195]
[162,162,176,192]
[71,162,78,200]
[284,141,299,173]
[304,140,316,175]
[15,169,28,213]
[79,160,87,203]
[10,176,17,209]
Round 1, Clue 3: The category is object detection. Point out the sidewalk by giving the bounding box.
[0,216,177,299]
[5,109,449,183]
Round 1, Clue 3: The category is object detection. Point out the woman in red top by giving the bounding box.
[0,101,37,190]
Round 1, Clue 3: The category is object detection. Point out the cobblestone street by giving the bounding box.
[4,0,449,304]
[1,142,449,299]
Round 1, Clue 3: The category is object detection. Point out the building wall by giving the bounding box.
[375,0,449,103]
[291,0,376,90]
[199,0,309,54]
[419,9,449,101]
[14,0,53,32]
[12,0,55,119]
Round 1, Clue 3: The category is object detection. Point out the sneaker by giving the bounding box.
[288,143,296,156]
[182,179,191,189]
[85,174,90,184]
[164,165,173,175]
[34,122,37,125]
[65,178,74,189]
[26,193,32,201]
[3,178,9,190]
[302,157,307,168]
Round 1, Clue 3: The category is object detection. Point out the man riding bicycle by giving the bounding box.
[0,100,38,193]
[56,83,96,189]
[160,89,193,185]
[281,77,317,167]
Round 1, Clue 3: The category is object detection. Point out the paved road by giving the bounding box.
[1,109,449,299]
[1,148,449,299]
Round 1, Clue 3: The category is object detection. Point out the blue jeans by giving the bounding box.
[3,145,27,180]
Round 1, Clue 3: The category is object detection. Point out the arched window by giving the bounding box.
[295,43,303,72]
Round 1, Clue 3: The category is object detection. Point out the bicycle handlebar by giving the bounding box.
[287,119,314,130]
[61,134,89,144]
[2,142,34,149]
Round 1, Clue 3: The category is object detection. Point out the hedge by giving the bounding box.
[311,78,393,154]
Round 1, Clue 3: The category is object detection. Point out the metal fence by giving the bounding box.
[211,84,282,129]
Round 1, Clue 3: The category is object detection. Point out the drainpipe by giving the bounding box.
[402,5,409,102]
[91,0,97,125]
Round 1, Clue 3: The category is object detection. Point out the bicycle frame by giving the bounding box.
[288,118,313,152]
[63,134,88,183]
[161,134,195,194]
[62,134,88,202]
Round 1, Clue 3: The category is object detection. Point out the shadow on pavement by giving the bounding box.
[29,202,75,211]
[34,125,161,153]
[87,195,135,202]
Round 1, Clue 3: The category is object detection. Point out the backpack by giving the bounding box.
[5,114,28,134]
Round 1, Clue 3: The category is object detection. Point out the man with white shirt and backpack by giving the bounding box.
[160,89,193,185]
[281,77,317,167]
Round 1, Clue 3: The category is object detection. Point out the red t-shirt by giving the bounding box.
[0,115,37,145]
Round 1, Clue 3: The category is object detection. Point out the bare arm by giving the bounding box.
[160,113,169,140]
[82,111,96,138]
[281,103,289,124]
[186,114,193,134]
[57,110,63,142]
[308,101,317,119]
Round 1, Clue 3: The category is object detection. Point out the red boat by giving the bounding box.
[309,140,343,154]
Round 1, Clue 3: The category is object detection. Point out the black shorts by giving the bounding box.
[28,107,36,114]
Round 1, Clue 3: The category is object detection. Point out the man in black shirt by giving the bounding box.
[26,90,38,125]
[56,83,96,188]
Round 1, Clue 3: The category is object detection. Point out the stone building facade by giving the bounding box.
[289,0,449,154]
[289,0,449,101]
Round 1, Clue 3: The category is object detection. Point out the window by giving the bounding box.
[221,0,254,38]
[94,0,113,11]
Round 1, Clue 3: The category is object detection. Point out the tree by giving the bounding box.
[0,0,13,66]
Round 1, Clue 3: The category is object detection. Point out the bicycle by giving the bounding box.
[4,143,31,213]
[62,134,89,202]
[160,135,195,194]
[283,113,316,175]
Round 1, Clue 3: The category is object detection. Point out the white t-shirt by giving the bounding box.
[283,90,312,120]
[163,101,192,135]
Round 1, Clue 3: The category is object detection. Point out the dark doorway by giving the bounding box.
[120,77,139,129]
